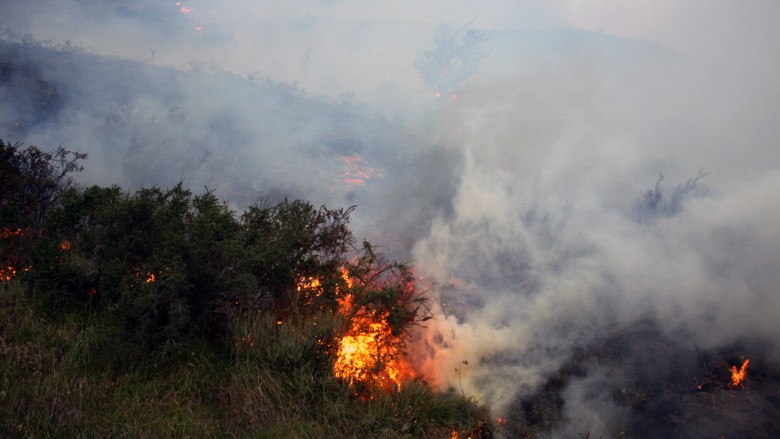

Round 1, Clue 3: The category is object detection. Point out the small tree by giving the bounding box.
[0,139,85,280]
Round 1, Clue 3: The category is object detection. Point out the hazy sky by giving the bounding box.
[6,0,779,102]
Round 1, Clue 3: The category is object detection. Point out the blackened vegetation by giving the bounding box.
[415,23,487,96]
[0,41,65,135]
[503,321,780,438]
[634,169,708,223]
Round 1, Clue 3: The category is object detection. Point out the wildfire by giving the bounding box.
[340,155,384,185]
[174,1,192,14]
[129,269,160,287]
[0,265,17,282]
[296,268,415,392]
[729,358,750,387]
[332,302,415,390]
[1,227,30,281]
[296,275,323,306]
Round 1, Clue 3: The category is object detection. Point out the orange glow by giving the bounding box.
[296,268,415,392]
[1,227,29,281]
[332,268,415,391]
[60,240,71,251]
[729,358,749,387]
[0,227,24,239]
[296,275,323,306]
[451,430,459,439]
[241,333,255,347]
[131,269,159,286]
[0,265,17,282]
[340,155,384,186]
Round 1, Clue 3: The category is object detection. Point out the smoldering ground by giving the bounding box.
[3,1,780,437]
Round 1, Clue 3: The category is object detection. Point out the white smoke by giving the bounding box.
[3,0,780,433]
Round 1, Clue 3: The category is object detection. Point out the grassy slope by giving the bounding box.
[0,280,491,438]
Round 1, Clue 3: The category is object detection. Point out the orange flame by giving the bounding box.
[332,268,415,391]
[0,265,17,282]
[340,155,384,186]
[729,358,749,387]
[296,268,415,392]
[1,227,29,281]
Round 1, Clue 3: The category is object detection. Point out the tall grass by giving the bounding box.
[0,280,492,438]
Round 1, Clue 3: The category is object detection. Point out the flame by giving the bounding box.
[0,265,17,282]
[1,227,29,281]
[729,358,750,387]
[296,268,415,392]
[296,275,323,306]
[333,269,415,391]
[130,269,159,287]
[174,2,192,14]
[340,155,384,186]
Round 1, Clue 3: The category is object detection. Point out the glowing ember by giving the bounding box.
[729,358,750,387]
[340,155,384,186]
[60,240,71,251]
[1,227,30,281]
[0,265,17,282]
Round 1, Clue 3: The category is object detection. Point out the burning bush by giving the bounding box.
[1,139,85,282]
[21,175,430,385]
[0,140,492,436]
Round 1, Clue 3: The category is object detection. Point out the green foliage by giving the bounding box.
[0,278,493,438]
[1,146,493,437]
[0,139,85,228]
[22,182,359,365]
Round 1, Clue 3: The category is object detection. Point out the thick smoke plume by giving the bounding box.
[3,1,780,436]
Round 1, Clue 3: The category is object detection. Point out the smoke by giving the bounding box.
[3,1,780,435]
[405,4,780,436]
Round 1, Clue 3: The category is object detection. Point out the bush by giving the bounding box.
[0,139,85,280]
[24,182,366,366]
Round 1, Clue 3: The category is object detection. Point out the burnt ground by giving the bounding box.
[502,321,780,438]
